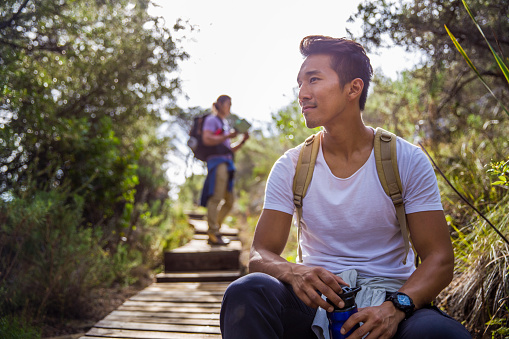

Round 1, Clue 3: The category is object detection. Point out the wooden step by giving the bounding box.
[192,234,239,241]
[164,239,241,272]
[186,212,206,220]
[156,270,241,283]
[188,219,238,236]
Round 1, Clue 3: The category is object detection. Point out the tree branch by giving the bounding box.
[0,0,31,31]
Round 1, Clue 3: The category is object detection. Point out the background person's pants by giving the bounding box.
[220,272,472,339]
[206,162,233,234]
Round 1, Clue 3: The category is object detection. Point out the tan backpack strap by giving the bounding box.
[293,132,321,263]
[374,128,410,265]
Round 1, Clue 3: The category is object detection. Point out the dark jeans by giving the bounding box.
[220,272,472,339]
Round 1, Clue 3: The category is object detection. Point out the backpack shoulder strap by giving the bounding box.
[374,127,411,265]
[293,132,321,263]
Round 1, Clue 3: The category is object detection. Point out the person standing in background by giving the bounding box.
[200,95,249,245]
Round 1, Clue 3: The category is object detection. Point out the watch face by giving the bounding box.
[397,294,411,306]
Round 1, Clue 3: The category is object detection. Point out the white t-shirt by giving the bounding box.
[263,130,443,280]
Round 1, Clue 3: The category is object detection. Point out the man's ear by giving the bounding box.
[348,78,364,101]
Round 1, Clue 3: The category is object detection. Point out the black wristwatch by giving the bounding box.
[386,292,415,319]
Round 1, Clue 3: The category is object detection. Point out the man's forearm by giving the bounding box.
[399,253,454,309]
[249,247,296,283]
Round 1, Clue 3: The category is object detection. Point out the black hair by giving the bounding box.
[300,35,373,110]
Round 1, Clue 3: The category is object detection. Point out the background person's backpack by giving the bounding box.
[188,113,232,162]
[292,128,413,265]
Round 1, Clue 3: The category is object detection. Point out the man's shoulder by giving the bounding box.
[395,136,421,159]
[267,145,302,181]
[280,143,303,166]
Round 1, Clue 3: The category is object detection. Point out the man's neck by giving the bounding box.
[320,121,374,178]
[321,115,373,159]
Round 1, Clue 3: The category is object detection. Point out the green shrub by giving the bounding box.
[0,315,41,339]
[0,190,110,320]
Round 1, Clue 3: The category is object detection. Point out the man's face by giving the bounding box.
[297,54,347,129]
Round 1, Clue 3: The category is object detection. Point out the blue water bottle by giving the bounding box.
[326,286,362,339]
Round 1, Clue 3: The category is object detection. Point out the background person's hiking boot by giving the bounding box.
[208,232,230,245]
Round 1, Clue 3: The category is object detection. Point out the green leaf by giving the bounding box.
[461,0,509,84]
[445,24,509,116]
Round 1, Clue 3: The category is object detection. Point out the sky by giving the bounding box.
[149,0,420,125]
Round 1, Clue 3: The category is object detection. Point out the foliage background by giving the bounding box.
[0,0,193,333]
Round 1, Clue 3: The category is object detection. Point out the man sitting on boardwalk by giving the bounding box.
[220,36,471,339]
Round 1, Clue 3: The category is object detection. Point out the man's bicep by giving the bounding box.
[407,210,454,262]
[252,209,293,256]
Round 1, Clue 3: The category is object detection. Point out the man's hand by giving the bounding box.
[284,265,348,312]
[341,301,405,339]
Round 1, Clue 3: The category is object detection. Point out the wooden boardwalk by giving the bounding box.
[80,217,242,339]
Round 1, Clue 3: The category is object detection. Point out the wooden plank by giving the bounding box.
[139,286,226,294]
[104,314,219,326]
[130,294,223,303]
[122,300,221,308]
[148,282,230,291]
[186,212,206,220]
[84,327,220,338]
[163,235,241,273]
[106,310,219,320]
[156,271,240,283]
[136,289,225,296]
[135,290,224,297]
[169,239,241,253]
[188,219,237,236]
[95,320,221,334]
[164,251,240,272]
[117,305,220,313]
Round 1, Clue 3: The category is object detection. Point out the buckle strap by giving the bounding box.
[390,192,404,206]
[293,195,303,208]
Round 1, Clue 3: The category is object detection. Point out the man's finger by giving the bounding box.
[333,275,349,288]
[342,309,367,337]
[314,271,348,308]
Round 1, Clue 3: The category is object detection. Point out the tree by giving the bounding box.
[0,0,189,324]
[1,0,187,227]
[349,0,508,142]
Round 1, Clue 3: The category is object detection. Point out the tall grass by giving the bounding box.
[438,193,508,338]
[441,2,509,336]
